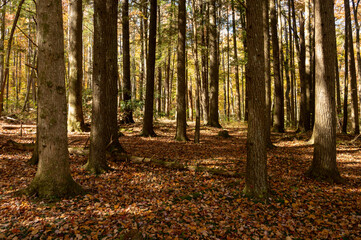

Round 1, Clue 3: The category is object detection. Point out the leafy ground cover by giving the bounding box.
[0,118,360,239]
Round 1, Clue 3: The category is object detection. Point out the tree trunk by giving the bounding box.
[244,0,268,199]
[175,0,188,141]
[23,0,84,198]
[200,0,209,123]
[139,10,145,103]
[141,0,157,137]
[208,0,221,128]
[122,0,134,123]
[0,0,25,115]
[192,0,201,143]
[105,0,124,152]
[343,28,349,134]
[345,0,360,135]
[0,0,5,96]
[84,0,113,174]
[307,0,342,183]
[270,0,284,133]
[232,0,241,121]
[165,48,171,116]
[68,0,86,132]
[352,0,361,122]
[264,0,273,147]
[305,0,312,130]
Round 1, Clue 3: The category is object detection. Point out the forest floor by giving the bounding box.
[0,117,360,239]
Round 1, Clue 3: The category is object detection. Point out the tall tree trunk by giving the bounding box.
[343,28,349,134]
[285,17,291,126]
[68,0,86,132]
[208,0,221,128]
[105,0,124,152]
[192,0,201,143]
[175,0,188,141]
[0,0,25,115]
[226,3,230,121]
[141,0,157,137]
[0,0,5,96]
[264,0,273,147]
[165,48,171,116]
[305,0,312,130]
[298,12,309,131]
[345,0,360,135]
[352,0,361,121]
[307,0,342,183]
[85,0,113,174]
[122,0,134,123]
[139,10,145,103]
[23,0,84,198]
[270,0,284,132]
[157,7,162,115]
[244,0,268,199]
[200,0,209,123]
[288,0,296,125]
[231,1,241,120]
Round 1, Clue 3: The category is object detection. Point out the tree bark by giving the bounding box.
[305,0,312,129]
[192,0,201,143]
[122,0,135,123]
[342,27,349,134]
[264,0,273,147]
[345,0,360,135]
[352,0,361,122]
[244,0,268,199]
[68,0,86,132]
[270,0,284,132]
[307,0,342,183]
[141,0,157,137]
[175,0,188,141]
[200,0,209,123]
[23,0,84,198]
[208,0,221,128]
[84,0,113,174]
[0,0,5,95]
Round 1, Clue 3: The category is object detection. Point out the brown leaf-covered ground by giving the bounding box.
[0,118,360,239]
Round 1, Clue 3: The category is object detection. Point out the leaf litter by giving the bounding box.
[0,119,360,239]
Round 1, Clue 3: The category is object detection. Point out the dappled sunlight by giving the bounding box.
[1,120,361,238]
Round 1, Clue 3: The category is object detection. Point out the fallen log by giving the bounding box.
[4,140,240,178]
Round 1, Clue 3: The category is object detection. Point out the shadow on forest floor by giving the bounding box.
[0,118,360,239]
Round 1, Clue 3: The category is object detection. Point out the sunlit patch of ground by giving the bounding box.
[0,119,360,239]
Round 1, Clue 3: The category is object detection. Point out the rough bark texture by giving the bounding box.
[85,0,112,174]
[105,0,124,153]
[208,0,221,128]
[141,0,157,137]
[243,0,268,199]
[307,0,342,183]
[264,0,273,147]
[68,0,86,132]
[270,0,284,133]
[345,0,360,135]
[122,0,134,124]
[175,0,188,141]
[23,0,84,198]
